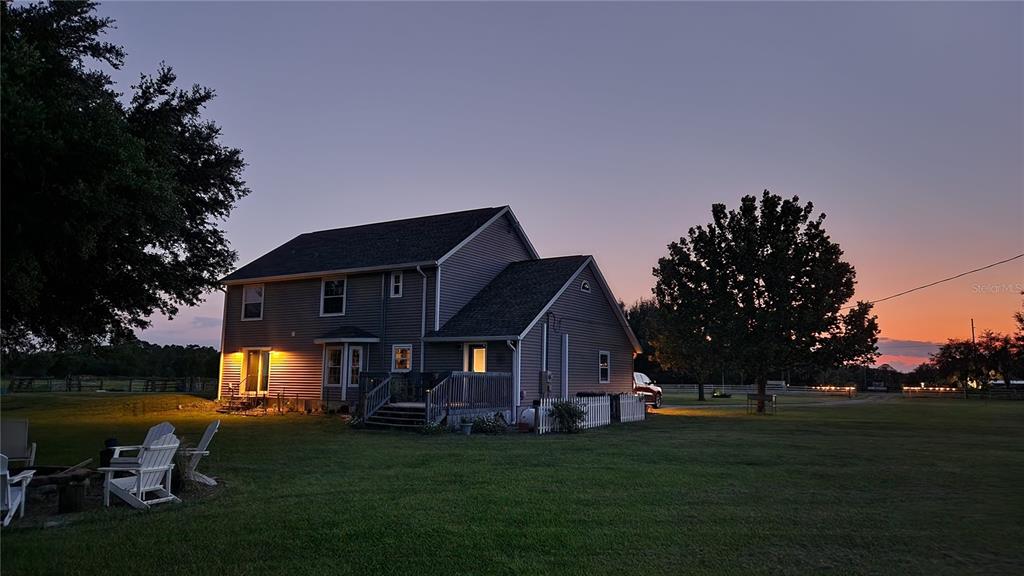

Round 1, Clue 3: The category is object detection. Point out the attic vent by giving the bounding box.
[580,280,591,293]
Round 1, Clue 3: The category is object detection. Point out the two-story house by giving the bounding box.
[218,206,641,426]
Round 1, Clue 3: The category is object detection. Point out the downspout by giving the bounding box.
[217,286,228,400]
[507,339,520,420]
[381,273,386,370]
[434,265,441,331]
[417,266,428,373]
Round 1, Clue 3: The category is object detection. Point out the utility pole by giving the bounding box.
[968,318,976,399]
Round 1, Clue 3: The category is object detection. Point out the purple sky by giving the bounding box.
[100,2,1024,371]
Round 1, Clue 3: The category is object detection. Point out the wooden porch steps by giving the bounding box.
[365,403,426,429]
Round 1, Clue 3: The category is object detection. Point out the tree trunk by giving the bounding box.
[757,377,767,414]
[697,381,706,401]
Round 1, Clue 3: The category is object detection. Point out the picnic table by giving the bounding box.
[746,393,777,415]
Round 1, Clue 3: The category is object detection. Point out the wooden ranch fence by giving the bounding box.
[4,376,217,395]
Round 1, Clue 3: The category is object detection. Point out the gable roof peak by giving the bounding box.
[221,206,513,284]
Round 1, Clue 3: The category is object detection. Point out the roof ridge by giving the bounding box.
[299,206,506,237]
[220,205,516,283]
[508,255,589,265]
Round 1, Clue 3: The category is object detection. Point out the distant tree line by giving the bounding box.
[1,339,219,378]
[910,305,1024,388]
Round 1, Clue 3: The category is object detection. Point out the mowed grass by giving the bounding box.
[1,394,1022,576]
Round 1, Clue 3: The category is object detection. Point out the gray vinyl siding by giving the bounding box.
[219,267,437,401]
[521,263,634,401]
[438,213,533,327]
[519,321,548,403]
[380,267,428,374]
[424,342,513,374]
[424,343,462,373]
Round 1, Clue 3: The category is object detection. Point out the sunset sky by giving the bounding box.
[100,2,1024,372]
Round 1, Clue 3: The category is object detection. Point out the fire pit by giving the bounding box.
[26,462,97,513]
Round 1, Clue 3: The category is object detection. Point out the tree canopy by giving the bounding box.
[1,1,248,352]
[623,298,689,384]
[652,191,879,408]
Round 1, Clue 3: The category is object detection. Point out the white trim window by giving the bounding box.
[320,277,347,316]
[324,346,343,388]
[392,344,413,372]
[390,271,403,298]
[241,284,264,321]
[598,350,610,384]
[580,280,592,293]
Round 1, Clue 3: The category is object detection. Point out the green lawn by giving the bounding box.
[2,394,1022,576]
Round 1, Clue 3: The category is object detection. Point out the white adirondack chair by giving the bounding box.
[108,421,175,468]
[1,420,37,466]
[182,420,220,486]
[99,433,181,509]
[1,454,35,527]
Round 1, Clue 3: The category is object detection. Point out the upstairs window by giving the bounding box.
[242,284,264,320]
[391,271,403,298]
[580,280,592,293]
[321,277,347,316]
[598,351,610,383]
[392,344,412,372]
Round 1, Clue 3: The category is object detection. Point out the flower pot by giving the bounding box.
[460,422,473,436]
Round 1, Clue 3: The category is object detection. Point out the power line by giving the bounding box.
[849,252,1024,309]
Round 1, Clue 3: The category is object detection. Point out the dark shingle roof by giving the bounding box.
[430,256,590,338]
[222,207,506,282]
[314,326,380,342]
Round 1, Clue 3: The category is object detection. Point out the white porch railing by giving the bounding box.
[425,371,513,425]
[362,375,393,420]
[619,394,646,423]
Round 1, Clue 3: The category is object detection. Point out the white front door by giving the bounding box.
[465,343,487,373]
[242,349,271,395]
[346,345,363,399]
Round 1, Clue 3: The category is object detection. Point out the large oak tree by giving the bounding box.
[2,2,249,351]
[652,191,879,411]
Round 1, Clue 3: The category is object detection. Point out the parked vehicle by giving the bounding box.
[632,372,663,408]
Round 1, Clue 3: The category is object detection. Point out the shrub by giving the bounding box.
[470,415,508,434]
[548,400,586,433]
[419,421,448,435]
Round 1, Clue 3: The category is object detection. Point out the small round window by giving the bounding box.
[580,280,591,293]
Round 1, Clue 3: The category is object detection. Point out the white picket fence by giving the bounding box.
[620,394,646,423]
[537,394,645,434]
